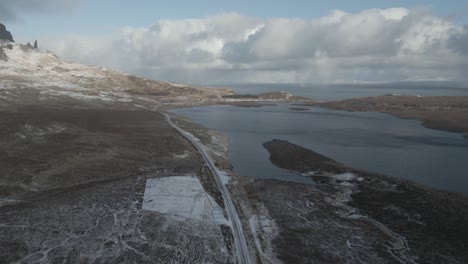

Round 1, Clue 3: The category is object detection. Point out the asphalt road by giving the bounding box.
[164,114,253,264]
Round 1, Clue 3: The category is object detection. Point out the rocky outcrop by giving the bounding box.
[34,40,38,49]
[0,47,7,61]
[21,42,34,52]
[0,23,14,42]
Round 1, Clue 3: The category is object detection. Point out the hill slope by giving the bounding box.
[0,42,232,109]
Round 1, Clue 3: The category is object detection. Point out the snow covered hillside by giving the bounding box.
[0,42,232,109]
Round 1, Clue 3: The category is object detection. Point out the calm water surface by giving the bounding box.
[171,104,468,194]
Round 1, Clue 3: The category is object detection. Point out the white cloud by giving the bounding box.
[40,9,468,85]
[0,0,81,21]
[449,25,468,55]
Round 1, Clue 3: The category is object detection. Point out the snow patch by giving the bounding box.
[249,213,281,264]
[217,171,232,185]
[334,172,357,181]
[206,131,229,159]
[171,150,190,159]
[16,123,67,138]
[142,176,227,225]
[302,171,317,176]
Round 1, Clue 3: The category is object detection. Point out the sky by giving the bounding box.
[2,0,468,85]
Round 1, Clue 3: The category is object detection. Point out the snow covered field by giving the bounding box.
[142,176,227,225]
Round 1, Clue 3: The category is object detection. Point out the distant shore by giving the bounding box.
[164,93,468,139]
[310,95,468,138]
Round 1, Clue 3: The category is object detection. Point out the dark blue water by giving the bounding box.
[171,104,468,194]
[222,83,468,101]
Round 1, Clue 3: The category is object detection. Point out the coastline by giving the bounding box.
[314,95,468,138]
[261,139,468,263]
[162,94,468,140]
[165,110,282,263]
[164,114,253,264]
[168,106,468,263]
[0,92,460,263]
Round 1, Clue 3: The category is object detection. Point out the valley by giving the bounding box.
[2,23,468,264]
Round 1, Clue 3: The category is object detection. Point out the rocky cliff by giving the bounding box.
[0,23,14,42]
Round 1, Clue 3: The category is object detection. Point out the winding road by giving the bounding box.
[164,114,253,264]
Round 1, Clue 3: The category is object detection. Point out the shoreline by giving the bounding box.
[165,110,282,263]
[168,109,468,263]
[161,94,468,140]
[261,139,468,263]
[314,95,468,138]
[164,114,253,264]
[165,100,468,195]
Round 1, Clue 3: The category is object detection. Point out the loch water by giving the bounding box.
[171,104,468,194]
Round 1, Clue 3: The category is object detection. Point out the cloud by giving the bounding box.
[40,9,468,85]
[0,0,81,21]
[449,26,468,55]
